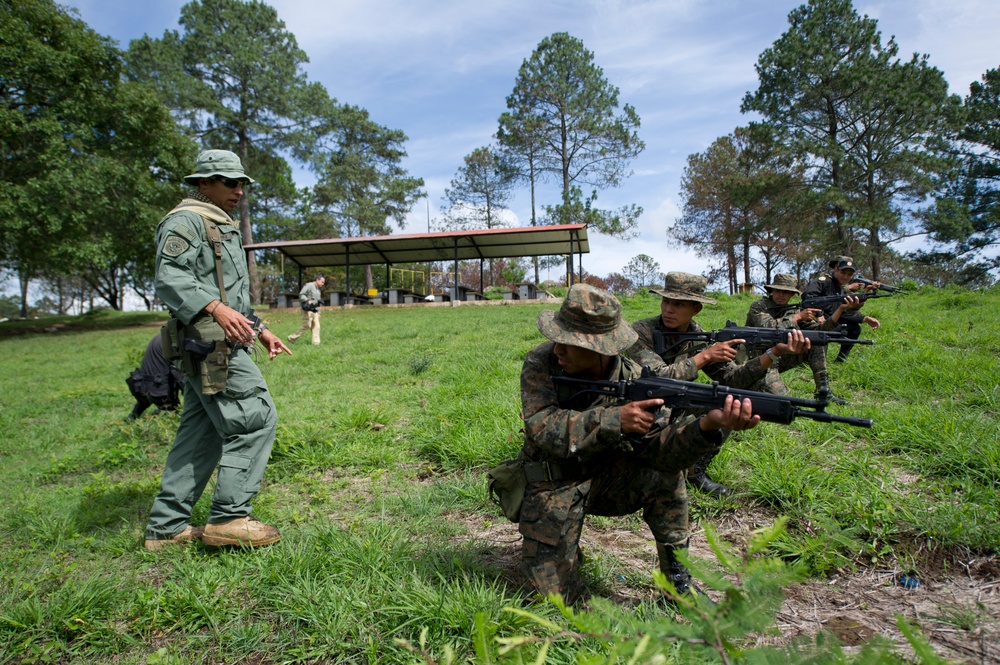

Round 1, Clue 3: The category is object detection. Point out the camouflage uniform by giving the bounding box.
[626,272,771,499]
[628,316,770,387]
[519,341,723,604]
[744,274,838,396]
[517,283,727,603]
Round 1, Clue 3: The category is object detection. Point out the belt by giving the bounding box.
[523,460,592,483]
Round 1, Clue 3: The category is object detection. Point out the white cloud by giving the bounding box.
[46,0,1000,305]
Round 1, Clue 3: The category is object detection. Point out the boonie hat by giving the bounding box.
[649,272,716,305]
[184,149,255,186]
[764,273,800,295]
[537,284,638,355]
[828,255,854,270]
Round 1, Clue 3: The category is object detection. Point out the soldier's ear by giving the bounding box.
[693,303,703,315]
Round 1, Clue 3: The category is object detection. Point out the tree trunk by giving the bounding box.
[19,270,30,319]
[530,161,540,284]
[238,137,261,304]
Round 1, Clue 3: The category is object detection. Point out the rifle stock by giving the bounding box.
[552,370,872,428]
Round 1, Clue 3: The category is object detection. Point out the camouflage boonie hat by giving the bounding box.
[828,255,854,270]
[764,273,800,295]
[183,149,255,186]
[649,272,716,305]
[537,284,638,355]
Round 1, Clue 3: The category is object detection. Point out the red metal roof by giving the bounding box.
[244,224,589,268]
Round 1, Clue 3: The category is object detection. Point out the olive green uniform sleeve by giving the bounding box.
[154,207,249,324]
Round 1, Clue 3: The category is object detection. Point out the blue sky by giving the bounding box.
[62,0,1000,283]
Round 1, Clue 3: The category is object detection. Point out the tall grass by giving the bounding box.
[0,286,997,662]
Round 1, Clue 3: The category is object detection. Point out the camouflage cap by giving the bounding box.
[537,284,638,355]
[649,272,716,304]
[828,255,854,270]
[764,273,800,295]
[183,149,255,186]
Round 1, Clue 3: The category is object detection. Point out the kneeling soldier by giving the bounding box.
[517,284,761,604]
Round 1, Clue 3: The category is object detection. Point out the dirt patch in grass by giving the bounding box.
[456,506,1000,663]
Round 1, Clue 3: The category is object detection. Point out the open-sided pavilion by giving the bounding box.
[244,224,590,304]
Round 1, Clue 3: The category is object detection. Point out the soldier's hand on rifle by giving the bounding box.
[840,295,863,311]
[846,281,865,293]
[620,398,664,435]
[695,339,743,367]
[207,300,255,345]
[773,329,810,356]
[700,395,760,432]
[794,308,822,324]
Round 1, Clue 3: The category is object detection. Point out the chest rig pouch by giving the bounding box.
[163,213,234,396]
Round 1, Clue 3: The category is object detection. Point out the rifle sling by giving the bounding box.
[202,217,227,307]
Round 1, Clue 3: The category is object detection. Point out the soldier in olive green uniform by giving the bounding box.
[144,150,292,551]
[745,273,858,402]
[626,273,808,496]
[518,284,762,604]
[288,275,325,345]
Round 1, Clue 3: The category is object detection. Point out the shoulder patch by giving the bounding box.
[162,235,190,257]
[818,276,827,281]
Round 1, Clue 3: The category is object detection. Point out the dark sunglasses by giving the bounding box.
[214,177,248,189]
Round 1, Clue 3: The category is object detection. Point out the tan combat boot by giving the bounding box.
[144,525,204,551]
[201,517,281,547]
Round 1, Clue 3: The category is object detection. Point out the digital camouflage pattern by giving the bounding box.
[649,271,717,304]
[627,316,770,388]
[518,341,723,603]
[537,283,638,355]
[745,296,831,395]
[764,273,801,294]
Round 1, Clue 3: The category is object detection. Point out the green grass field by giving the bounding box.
[1,287,998,663]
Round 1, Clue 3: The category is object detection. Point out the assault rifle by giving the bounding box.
[653,321,874,355]
[552,368,872,428]
[767,290,892,316]
[850,275,907,294]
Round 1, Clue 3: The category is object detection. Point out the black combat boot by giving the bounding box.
[656,542,714,604]
[834,343,852,363]
[687,451,729,496]
[813,371,849,405]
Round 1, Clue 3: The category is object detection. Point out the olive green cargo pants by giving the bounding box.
[145,350,276,540]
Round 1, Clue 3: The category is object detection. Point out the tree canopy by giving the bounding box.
[924,66,1000,278]
[441,146,517,232]
[741,0,959,279]
[502,32,644,242]
[1,0,193,314]
[126,0,338,301]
